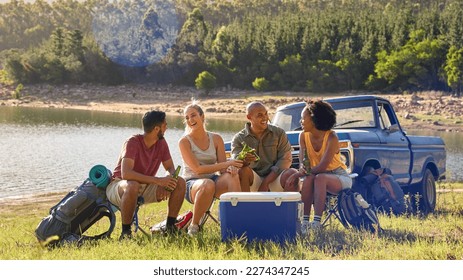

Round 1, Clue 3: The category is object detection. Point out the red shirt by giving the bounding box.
[113,134,171,179]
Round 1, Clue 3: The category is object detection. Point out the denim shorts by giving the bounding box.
[185,175,220,204]
[325,167,353,189]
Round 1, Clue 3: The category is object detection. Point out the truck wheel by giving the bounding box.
[410,169,436,214]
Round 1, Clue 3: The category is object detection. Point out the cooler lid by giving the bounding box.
[219,192,301,206]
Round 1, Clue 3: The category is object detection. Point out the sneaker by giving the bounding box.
[118,231,133,241]
[309,220,322,230]
[187,224,200,236]
[301,220,310,235]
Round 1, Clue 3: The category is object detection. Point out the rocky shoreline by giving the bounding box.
[1,84,462,132]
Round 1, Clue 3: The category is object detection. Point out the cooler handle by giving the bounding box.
[231,197,239,206]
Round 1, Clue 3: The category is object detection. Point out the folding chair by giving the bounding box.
[198,198,219,229]
[321,173,358,227]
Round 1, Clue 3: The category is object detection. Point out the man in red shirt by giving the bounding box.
[106,110,186,240]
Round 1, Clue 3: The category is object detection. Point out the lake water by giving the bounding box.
[0,106,461,201]
[0,106,243,201]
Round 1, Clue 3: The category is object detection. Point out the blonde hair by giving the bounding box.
[183,99,206,133]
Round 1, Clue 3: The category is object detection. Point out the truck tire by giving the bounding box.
[410,169,436,214]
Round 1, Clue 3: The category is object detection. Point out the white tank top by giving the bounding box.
[182,132,218,180]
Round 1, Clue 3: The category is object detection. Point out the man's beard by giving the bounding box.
[157,130,164,140]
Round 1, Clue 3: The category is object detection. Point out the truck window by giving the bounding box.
[272,108,303,131]
[378,102,397,129]
[334,105,375,128]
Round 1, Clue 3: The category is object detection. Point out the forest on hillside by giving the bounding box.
[1,0,463,95]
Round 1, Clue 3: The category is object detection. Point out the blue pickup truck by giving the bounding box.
[226,95,446,214]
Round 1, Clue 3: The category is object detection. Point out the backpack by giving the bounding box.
[362,168,409,215]
[337,189,382,233]
[35,178,116,247]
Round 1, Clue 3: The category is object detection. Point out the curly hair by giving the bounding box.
[304,99,337,131]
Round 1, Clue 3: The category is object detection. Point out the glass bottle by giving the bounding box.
[303,149,311,175]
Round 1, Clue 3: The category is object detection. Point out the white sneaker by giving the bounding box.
[187,224,200,236]
[301,220,310,235]
[309,220,322,229]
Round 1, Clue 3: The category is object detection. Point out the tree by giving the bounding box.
[275,54,306,91]
[373,30,447,90]
[195,70,216,95]
[51,27,65,57]
[444,46,463,95]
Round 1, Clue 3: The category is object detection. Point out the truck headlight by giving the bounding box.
[339,140,354,174]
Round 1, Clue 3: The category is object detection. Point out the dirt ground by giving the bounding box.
[1,84,462,131]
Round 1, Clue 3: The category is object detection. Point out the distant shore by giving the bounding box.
[1,84,462,132]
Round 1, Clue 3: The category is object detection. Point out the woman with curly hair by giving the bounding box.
[287,99,352,234]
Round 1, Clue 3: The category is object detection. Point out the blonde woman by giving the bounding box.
[179,101,243,236]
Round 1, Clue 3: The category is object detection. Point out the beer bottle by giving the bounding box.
[303,149,311,175]
[173,165,181,179]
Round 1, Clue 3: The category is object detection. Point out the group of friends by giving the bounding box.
[105,99,352,240]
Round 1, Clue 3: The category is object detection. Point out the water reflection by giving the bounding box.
[0,106,461,200]
[0,106,243,200]
[0,106,245,132]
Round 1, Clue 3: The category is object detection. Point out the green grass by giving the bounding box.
[1,182,462,260]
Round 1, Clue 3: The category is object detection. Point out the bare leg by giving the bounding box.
[166,177,186,218]
[300,174,315,217]
[312,174,342,217]
[190,179,215,225]
[280,168,299,192]
[215,172,241,198]
[119,181,141,225]
[238,166,254,192]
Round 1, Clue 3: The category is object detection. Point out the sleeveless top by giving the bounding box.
[304,130,347,171]
[182,132,218,180]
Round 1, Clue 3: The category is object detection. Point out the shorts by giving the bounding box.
[106,178,160,208]
[324,167,352,189]
[185,175,219,204]
[250,170,285,192]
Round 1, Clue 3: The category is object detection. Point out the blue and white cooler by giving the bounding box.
[219,192,303,243]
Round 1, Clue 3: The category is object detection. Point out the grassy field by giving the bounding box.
[0,182,462,260]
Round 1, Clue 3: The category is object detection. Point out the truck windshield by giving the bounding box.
[272,101,376,131]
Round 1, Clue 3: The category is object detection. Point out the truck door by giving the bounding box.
[376,101,412,184]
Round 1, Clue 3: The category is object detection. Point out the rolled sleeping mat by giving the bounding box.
[89,165,112,189]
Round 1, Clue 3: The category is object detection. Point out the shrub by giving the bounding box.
[195,71,216,95]
[252,77,269,91]
[12,83,23,99]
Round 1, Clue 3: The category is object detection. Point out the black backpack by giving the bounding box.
[337,189,382,233]
[35,179,116,247]
[362,168,409,215]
